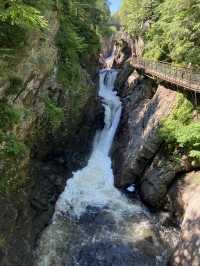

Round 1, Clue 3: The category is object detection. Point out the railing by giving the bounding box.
[132,57,200,93]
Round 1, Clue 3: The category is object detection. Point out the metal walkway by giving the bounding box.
[132,57,200,93]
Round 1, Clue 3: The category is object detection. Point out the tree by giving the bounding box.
[145,0,200,66]
[119,0,200,67]
[0,0,47,29]
[119,0,160,37]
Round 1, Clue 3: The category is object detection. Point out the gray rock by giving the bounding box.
[113,39,132,68]
[139,151,176,208]
[35,208,166,266]
[114,60,134,93]
[168,171,200,266]
[113,83,177,188]
[140,151,195,209]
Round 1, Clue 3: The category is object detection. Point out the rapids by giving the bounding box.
[53,69,141,219]
[35,65,168,266]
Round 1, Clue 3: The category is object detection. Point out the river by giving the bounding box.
[35,66,167,266]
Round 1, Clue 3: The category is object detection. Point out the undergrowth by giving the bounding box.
[0,101,28,194]
[159,93,200,162]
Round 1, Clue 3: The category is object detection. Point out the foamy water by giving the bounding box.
[53,69,141,219]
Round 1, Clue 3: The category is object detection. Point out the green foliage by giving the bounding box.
[189,150,200,160]
[144,0,200,65]
[159,94,200,160]
[0,101,28,193]
[0,0,48,77]
[23,0,54,11]
[110,11,121,31]
[56,0,110,86]
[5,76,23,96]
[0,102,21,130]
[55,0,111,132]
[0,166,30,194]
[120,0,160,37]
[0,22,26,51]
[0,131,27,159]
[0,0,111,195]
[0,0,48,29]
[0,101,27,161]
[120,0,200,67]
[45,99,64,130]
[0,236,6,248]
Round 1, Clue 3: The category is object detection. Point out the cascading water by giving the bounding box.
[53,69,140,219]
[35,64,167,266]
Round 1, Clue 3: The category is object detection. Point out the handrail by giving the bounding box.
[132,57,200,93]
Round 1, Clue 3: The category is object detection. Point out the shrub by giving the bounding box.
[0,102,21,130]
[0,131,27,159]
[0,1,48,29]
[5,76,23,96]
[45,99,64,130]
[159,94,200,161]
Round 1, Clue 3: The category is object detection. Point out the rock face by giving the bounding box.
[168,171,200,266]
[0,8,103,266]
[112,57,197,211]
[113,40,132,68]
[113,69,177,188]
[0,99,103,266]
[112,47,200,264]
[140,151,194,209]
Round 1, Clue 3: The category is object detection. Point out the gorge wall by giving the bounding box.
[112,39,200,265]
[0,3,200,263]
[0,2,106,265]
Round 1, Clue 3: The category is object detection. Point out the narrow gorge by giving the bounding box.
[34,64,169,266]
[0,1,200,266]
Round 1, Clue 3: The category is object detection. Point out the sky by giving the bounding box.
[109,0,121,14]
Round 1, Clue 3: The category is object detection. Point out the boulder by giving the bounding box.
[139,151,194,209]
[168,171,200,266]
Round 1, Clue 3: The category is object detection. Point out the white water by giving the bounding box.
[54,68,141,219]
[36,63,170,266]
[105,46,116,69]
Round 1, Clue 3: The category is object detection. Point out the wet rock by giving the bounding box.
[101,33,118,59]
[35,208,167,266]
[0,94,102,265]
[139,151,176,209]
[76,241,157,266]
[31,198,49,211]
[158,212,172,227]
[114,60,134,93]
[168,171,200,266]
[140,151,195,209]
[0,194,34,266]
[113,39,132,68]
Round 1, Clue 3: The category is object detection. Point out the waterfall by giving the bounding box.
[53,68,140,219]
[104,45,116,69]
[35,65,167,266]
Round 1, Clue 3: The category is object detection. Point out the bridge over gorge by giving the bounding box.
[132,57,200,94]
